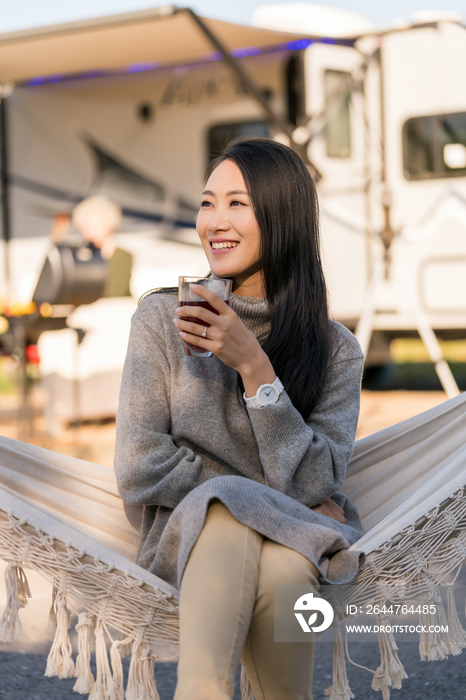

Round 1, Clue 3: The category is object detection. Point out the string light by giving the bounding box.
[284,39,313,50]
[24,35,355,88]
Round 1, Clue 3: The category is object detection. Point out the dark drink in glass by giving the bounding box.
[178,277,232,357]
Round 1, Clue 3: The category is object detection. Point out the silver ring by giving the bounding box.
[201,326,208,338]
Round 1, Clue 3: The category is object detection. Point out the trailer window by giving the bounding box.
[286,56,305,127]
[324,70,351,158]
[208,121,269,163]
[404,112,466,179]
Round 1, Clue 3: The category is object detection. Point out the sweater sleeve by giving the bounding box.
[245,328,364,508]
[114,310,223,510]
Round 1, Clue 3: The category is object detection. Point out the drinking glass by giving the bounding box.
[178,276,233,357]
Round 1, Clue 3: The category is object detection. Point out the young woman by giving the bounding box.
[114,138,365,700]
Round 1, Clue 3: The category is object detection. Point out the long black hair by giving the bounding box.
[206,137,333,420]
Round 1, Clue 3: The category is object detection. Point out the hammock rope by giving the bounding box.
[0,513,180,699]
[322,488,466,699]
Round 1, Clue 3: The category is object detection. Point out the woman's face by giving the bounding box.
[196,159,263,297]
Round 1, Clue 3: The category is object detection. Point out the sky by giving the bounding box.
[0,0,465,34]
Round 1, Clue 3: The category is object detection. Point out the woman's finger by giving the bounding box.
[178,329,209,350]
[323,497,344,517]
[175,305,220,326]
[188,284,231,313]
[322,498,346,522]
[322,505,345,524]
[311,499,346,524]
[174,317,215,338]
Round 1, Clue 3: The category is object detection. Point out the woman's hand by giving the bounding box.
[173,284,276,395]
[311,497,346,524]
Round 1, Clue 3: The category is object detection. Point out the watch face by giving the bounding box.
[259,385,277,404]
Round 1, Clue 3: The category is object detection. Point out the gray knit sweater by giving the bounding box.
[114,290,365,588]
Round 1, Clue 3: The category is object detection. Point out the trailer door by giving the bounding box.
[303,43,369,327]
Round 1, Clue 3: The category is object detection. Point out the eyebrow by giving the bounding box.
[202,189,249,196]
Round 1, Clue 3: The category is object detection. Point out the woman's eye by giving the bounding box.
[231,200,245,207]
[200,200,212,208]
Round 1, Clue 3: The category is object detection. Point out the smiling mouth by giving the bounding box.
[210,241,239,249]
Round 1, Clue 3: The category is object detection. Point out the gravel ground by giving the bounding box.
[1,641,466,699]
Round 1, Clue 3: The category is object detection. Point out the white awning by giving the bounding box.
[0,6,303,84]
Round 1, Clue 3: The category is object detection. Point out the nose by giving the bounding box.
[207,204,230,233]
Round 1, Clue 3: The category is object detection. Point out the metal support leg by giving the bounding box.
[355,259,385,357]
[395,268,460,399]
[355,260,460,398]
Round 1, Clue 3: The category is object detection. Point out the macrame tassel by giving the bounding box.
[73,612,96,694]
[119,639,133,659]
[434,593,460,657]
[0,564,31,643]
[48,584,58,627]
[110,641,125,700]
[45,583,75,679]
[324,617,354,700]
[419,598,449,661]
[445,584,466,654]
[125,642,160,700]
[371,614,408,700]
[89,618,113,700]
[240,666,255,700]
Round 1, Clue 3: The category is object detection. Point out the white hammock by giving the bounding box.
[1,392,466,700]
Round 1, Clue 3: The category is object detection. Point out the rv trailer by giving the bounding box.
[0,4,465,422]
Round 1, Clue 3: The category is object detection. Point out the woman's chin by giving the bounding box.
[209,260,237,279]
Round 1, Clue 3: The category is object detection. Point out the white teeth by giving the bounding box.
[211,241,239,249]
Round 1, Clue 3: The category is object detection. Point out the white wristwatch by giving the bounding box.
[243,377,284,408]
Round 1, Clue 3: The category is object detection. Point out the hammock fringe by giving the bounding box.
[240,666,256,700]
[74,611,96,694]
[109,640,126,700]
[445,583,466,652]
[125,641,160,700]
[324,616,354,700]
[371,612,407,699]
[0,563,31,643]
[419,597,450,662]
[436,593,460,657]
[45,579,75,679]
[88,617,114,700]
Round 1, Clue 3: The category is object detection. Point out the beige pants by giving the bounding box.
[174,501,319,700]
